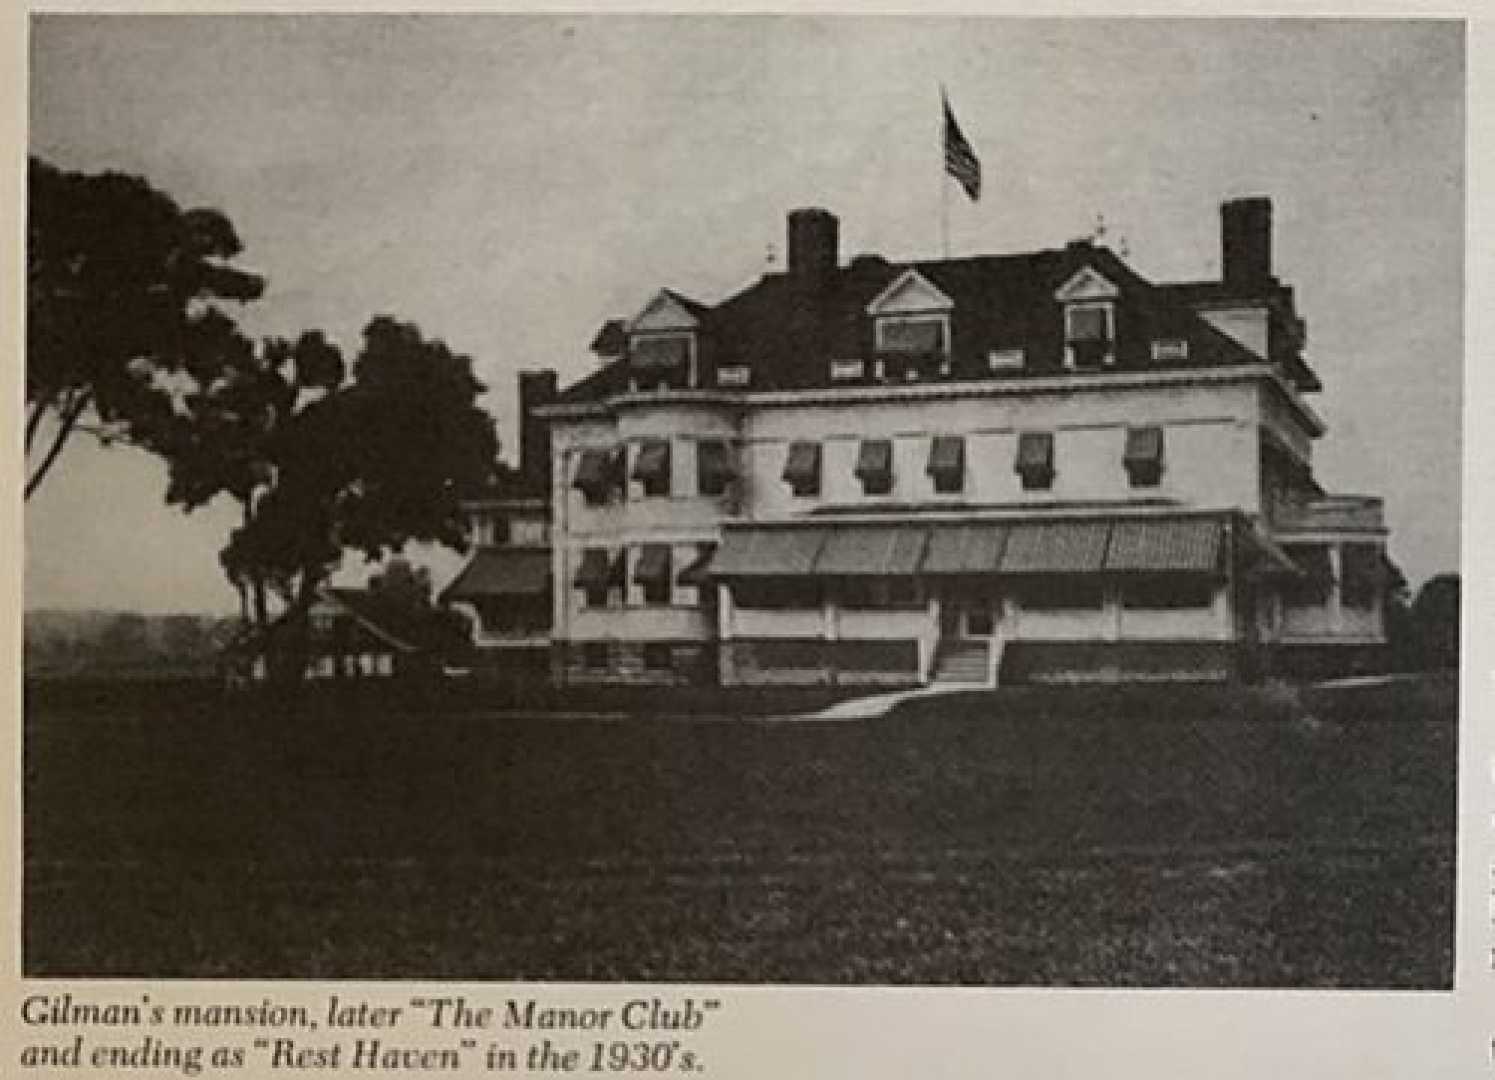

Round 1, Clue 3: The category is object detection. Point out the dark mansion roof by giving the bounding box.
[559,215,1320,407]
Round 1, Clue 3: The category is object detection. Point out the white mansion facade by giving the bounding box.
[535,200,1389,686]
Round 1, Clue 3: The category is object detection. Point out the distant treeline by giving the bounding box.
[25,611,240,678]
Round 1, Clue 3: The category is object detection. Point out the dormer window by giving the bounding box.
[1054,266,1119,370]
[716,363,751,388]
[875,315,948,357]
[1151,338,1189,362]
[1065,304,1114,368]
[830,359,866,382]
[630,333,693,390]
[626,288,702,390]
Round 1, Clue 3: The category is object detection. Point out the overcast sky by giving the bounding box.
[25,15,1463,613]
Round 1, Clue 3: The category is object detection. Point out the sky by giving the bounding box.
[24,15,1464,613]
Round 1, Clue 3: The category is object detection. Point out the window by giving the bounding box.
[1151,338,1189,362]
[573,448,622,506]
[631,439,671,497]
[927,435,966,494]
[633,544,673,606]
[876,316,948,357]
[1120,577,1214,610]
[989,348,1024,372]
[1065,304,1113,368]
[1123,426,1165,488]
[855,439,894,495]
[830,359,866,382]
[1014,431,1055,491]
[782,441,822,497]
[574,548,616,608]
[1340,543,1383,609]
[583,642,610,671]
[630,334,692,390]
[716,364,751,388]
[733,580,821,610]
[1013,579,1104,611]
[643,643,673,672]
[696,440,735,497]
[1283,544,1333,605]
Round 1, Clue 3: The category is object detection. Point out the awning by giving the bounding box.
[1014,431,1054,471]
[926,435,965,480]
[573,548,615,590]
[710,528,827,577]
[782,440,822,492]
[854,439,893,484]
[633,543,672,586]
[1000,520,1109,574]
[1105,518,1221,573]
[696,440,735,489]
[815,526,927,576]
[677,543,717,587]
[631,440,671,485]
[922,523,1007,574]
[441,548,550,601]
[572,448,617,497]
[1124,426,1164,465]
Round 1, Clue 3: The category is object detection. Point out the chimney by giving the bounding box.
[518,370,557,495]
[787,208,839,284]
[1221,197,1273,290]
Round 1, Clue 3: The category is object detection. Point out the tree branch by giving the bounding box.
[25,397,50,454]
[25,389,93,500]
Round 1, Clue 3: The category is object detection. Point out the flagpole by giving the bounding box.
[939,84,949,258]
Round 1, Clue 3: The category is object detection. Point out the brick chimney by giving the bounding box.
[1221,197,1273,290]
[518,370,557,495]
[787,208,839,284]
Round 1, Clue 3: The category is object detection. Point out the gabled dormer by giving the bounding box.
[865,268,954,379]
[626,288,702,391]
[1054,264,1119,369]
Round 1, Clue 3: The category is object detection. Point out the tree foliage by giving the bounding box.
[156,316,497,675]
[26,156,264,497]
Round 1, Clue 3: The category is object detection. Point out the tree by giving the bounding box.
[26,156,263,498]
[161,316,498,680]
[1411,573,1460,671]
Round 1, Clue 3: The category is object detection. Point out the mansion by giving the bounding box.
[463,199,1389,687]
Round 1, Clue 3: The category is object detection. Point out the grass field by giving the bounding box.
[24,676,1456,986]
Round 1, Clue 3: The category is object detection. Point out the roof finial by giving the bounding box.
[1088,212,1108,244]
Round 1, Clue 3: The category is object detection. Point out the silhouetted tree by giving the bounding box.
[1411,573,1460,671]
[26,156,263,498]
[161,317,498,680]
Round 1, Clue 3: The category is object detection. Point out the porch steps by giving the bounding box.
[932,641,992,685]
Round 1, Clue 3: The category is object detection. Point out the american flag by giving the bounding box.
[943,92,982,202]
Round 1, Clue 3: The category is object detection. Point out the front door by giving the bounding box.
[942,593,996,638]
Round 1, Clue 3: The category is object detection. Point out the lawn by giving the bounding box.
[24,675,1456,986]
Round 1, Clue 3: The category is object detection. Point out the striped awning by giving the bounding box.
[927,435,965,480]
[854,439,893,483]
[631,440,670,485]
[572,448,617,496]
[1105,518,1221,573]
[710,528,827,577]
[999,520,1110,574]
[632,543,672,586]
[573,548,614,590]
[815,526,927,576]
[921,523,1007,574]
